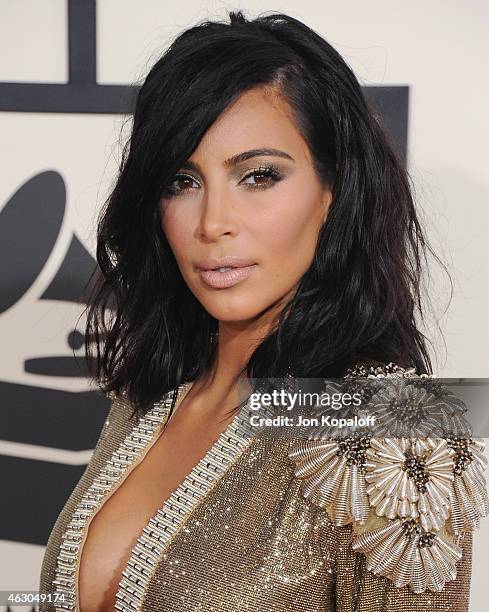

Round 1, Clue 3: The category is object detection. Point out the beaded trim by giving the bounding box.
[51,383,254,611]
[114,401,254,610]
[51,389,175,611]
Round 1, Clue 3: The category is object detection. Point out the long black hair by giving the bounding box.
[84,10,449,419]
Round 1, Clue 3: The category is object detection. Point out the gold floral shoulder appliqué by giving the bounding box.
[287,362,489,593]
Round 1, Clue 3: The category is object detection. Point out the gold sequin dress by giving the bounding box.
[38,360,488,611]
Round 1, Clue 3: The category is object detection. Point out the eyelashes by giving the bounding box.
[162,164,284,198]
[240,165,283,189]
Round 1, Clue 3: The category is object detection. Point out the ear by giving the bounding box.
[322,189,333,224]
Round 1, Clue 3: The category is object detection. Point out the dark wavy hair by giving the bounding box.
[84,10,449,419]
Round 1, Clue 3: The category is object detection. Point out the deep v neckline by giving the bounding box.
[51,381,255,612]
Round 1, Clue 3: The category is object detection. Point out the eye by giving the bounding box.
[240,165,283,190]
[162,174,200,198]
[162,164,284,199]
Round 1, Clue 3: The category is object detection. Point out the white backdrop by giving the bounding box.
[1,1,488,609]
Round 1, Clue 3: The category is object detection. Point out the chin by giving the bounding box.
[199,295,272,323]
[204,305,263,323]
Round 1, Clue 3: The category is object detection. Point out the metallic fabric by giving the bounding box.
[38,360,481,611]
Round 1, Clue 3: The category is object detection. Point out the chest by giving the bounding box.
[77,403,236,612]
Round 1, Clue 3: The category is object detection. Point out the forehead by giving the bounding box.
[191,86,312,164]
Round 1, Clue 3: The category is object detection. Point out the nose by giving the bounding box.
[197,182,239,241]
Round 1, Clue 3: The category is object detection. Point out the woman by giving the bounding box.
[39,10,488,611]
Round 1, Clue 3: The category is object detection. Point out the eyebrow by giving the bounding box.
[180,148,294,172]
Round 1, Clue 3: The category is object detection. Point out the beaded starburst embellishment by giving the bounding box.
[287,362,489,594]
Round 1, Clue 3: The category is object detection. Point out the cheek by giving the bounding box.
[256,184,323,273]
[160,203,191,261]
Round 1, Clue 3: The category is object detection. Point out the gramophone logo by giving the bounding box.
[0,169,113,550]
[0,5,410,608]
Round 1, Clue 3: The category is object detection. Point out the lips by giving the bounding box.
[198,264,257,289]
[196,255,257,271]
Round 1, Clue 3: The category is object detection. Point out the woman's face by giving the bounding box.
[160,86,332,327]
